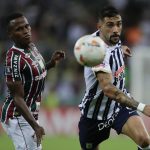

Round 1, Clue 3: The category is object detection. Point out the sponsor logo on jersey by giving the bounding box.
[114,65,125,81]
[13,54,19,78]
[97,112,119,131]
[114,65,125,78]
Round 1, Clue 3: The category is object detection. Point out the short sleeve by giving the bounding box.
[92,50,112,73]
[5,51,23,82]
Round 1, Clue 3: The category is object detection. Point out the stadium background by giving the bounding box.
[0,0,150,149]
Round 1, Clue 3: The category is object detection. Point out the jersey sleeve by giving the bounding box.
[5,51,24,82]
[92,50,112,73]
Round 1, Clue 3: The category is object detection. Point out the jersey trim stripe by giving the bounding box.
[102,98,112,120]
[92,92,104,120]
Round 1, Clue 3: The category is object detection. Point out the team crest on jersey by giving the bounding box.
[32,61,38,67]
[25,53,31,58]
[5,66,12,75]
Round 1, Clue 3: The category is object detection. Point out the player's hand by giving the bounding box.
[122,45,132,57]
[34,125,45,147]
[51,50,65,66]
[143,105,150,117]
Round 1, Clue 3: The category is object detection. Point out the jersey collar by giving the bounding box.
[12,45,24,51]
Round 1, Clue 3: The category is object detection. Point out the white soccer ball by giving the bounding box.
[74,35,106,67]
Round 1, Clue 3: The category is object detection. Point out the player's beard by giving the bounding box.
[109,35,120,45]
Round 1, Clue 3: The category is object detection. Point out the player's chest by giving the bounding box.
[110,48,125,80]
[22,50,46,77]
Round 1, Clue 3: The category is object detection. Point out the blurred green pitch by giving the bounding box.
[0,134,137,150]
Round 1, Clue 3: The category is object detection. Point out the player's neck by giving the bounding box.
[100,35,115,46]
[15,43,31,50]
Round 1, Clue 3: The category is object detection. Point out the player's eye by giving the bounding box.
[117,22,122,27]
[15,27,22,31]
[106,23,114,28]
[25,24,30,29]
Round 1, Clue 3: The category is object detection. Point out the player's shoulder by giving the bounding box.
[7,46,21,52]
[91,30,100,36]
[6,46,25,60]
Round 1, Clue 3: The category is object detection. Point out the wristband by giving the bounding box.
[137,103,146,112]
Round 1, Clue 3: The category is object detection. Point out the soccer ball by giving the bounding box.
[74,35,106,67]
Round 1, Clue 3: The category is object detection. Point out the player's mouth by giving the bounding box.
[111,35,120,41]
[112,36,119,40]
[24,34,31,39]
[23,35,32,43]
[109,35,120,44]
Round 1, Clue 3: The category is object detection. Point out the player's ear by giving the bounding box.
[97,22,101,30]
[7,24,13,39]
[8,32,12,39]
[7,29,13,39]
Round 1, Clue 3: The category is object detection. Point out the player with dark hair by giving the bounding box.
[78,6,150,150]
[0,12,65,150]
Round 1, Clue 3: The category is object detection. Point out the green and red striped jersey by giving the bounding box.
[1,44,47,123]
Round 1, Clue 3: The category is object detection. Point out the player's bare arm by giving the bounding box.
[122,45,132,57]
[7,80,45,146]
[46,50,65,70]
[96,71,150,117]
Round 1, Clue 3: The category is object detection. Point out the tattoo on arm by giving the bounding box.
[114,89,139,109]
[97,72,139,109]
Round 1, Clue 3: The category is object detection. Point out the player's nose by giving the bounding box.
[113,25,119,33]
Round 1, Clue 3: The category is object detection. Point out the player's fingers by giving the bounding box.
[58,52,65,57]
[56,52,65,59]
[56,50,65,54]
[36,136,41,147]
[43,130,45,135]
[37,134,43,147]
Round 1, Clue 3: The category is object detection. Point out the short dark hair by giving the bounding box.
[98,6,120,20]
[5,12,24,30]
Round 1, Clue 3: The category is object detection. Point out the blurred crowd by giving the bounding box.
[0,0,150,107]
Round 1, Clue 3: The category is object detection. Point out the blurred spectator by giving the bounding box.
[1,0,150,107]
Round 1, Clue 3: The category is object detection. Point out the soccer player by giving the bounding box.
[78,6,150,150]
[0,13,65,150]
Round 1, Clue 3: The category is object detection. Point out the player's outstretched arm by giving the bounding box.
[96,71,150,117]
[7,81,45,146]
[46,50,65,70]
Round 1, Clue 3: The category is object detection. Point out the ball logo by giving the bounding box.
[91,40,99,47]
[75,46,81,51]
[79,55,84,64]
